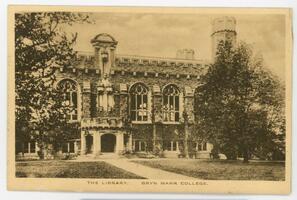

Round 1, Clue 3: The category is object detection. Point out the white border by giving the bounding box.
[1,0,296,200]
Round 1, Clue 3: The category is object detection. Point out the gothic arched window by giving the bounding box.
[58,79,78,121]
[163,85,180,122]
[130,83,149,121]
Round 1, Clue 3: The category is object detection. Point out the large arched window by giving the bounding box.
[130,83,149,121]
[163,85,180,122]
[58,79,78,121]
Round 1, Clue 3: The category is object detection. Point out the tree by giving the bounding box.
[194,41,285,162]
[15,12,89,158]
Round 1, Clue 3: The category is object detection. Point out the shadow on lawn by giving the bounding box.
[132,159,285,181]
[16,160,145,179]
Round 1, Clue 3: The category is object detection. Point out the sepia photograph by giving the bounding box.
[7,6,292,194]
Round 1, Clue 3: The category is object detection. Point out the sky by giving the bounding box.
[67,12,286,80]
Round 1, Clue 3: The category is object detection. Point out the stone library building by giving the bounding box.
[17,16,237,159]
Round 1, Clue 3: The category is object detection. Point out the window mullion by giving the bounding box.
[140,94,143,121]
[140,94,144,121]
[167,95,169,121]
[171,94,175,121]
[70,91,73,120]
[135,94,138,121]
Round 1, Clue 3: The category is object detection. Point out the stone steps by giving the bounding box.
[77,153,121,160]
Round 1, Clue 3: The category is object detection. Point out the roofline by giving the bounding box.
[75,51,211,64]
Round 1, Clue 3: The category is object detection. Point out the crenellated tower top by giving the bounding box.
[211,16,237,60]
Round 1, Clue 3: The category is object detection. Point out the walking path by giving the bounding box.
[104,159,197,180]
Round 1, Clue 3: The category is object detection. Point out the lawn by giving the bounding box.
[133,159,285,181]
[16,160,144,179]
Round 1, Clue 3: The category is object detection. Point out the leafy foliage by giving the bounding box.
[194,41,285,162]
[15,12,89,158]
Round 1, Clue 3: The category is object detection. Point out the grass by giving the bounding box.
[16,160,144,179]
[133,159,285,181]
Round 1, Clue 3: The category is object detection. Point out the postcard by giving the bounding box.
[7,6,292,194]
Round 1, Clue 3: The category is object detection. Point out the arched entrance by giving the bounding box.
[101,134,116,153]
[85,134,93,154]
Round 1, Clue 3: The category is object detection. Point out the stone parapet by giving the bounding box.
[81,117,124,130]
[71,52,209,77]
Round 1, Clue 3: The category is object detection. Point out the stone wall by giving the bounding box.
[54,55,209,154]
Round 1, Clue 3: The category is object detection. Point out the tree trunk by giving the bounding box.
[37,146,45,159]
[210,144,219,159]
[37,135,45,160]
[223,144,237,160]
[151,107,158,155]
[152,123,157,154]
[243,147,249,163]
[226,154,237,160]
[184,119,189,159]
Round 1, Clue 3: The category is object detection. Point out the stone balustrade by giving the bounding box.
[73,52,209,69]
[115,54,207,68]
[81,117,124,129]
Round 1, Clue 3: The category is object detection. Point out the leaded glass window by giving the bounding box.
[58,79,78,121]
[130,83,149,121]
[163,85,180,122]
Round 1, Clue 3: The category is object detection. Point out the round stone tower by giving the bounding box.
[211,16,237,60]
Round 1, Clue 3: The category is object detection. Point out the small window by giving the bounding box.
[24,141,36,153]
[62,143,68,153]
[163,141,178,151]
[62,142,75,153]
[163,141,171,151]
[196,142,207,151]
[172,141,177,151]
[69,142,75,153]
[198,143,202,151]
[30,142,36,153]
[90,92,97,117]
[23,142,29,153]
[134,140,146,152]
[203,142,207,151]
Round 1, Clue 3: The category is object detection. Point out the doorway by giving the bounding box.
[85,134,93,154]
[101,134,116,153]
